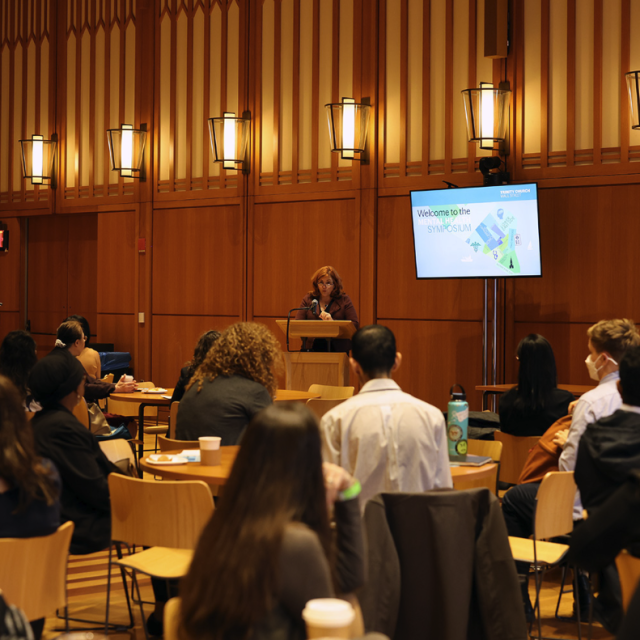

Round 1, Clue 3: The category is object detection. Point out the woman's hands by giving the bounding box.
[319,310,333,321]
[114,378,137,393]
[323,462,356,507]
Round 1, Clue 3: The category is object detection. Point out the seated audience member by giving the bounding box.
[54,320,137,401]
[499,334,573,436]
[571,345,640,631]
[0,330,39,409]
[502,318,640,622]
[0,375,61,638]
[320,324,452,510]
[176,323,280,444]
[179,403,365,640]
[65,314,101,378]
[566,470,640,640]
[28,350,115,554]
[170,330,221,402]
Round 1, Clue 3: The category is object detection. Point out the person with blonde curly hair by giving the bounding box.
[175,322,283,444]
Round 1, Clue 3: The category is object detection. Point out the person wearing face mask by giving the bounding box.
[501,318,640,626]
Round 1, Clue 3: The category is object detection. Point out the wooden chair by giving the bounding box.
[306,397,346,420]
[99,438,137,476]
[308,383,355,400]
[508,471,581,640]
[164,597,182,640]
[169,401,180,439]
[0,521,74,625]
[158,435,201,452]
[72,397,90,429]
[494,431,540,485]
[106,475,214,639]
[615,549,640,612]
[454,439,503,495]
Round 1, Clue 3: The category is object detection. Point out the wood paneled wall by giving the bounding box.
[1,0,640,411]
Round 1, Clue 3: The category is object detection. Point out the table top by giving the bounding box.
[476,383,595,397]
[142,447,496,487]
[112,389,175,404]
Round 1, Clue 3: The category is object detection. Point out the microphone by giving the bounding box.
[311,299,319,315]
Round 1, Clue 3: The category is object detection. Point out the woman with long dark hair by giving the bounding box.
[170,330,221,402]
[179,403,364,640]
[0,330,38,405]
[499,334,573,436]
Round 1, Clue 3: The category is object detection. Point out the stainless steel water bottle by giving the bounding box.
[447,384,469,459]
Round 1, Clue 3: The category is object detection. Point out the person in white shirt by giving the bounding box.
[319,324,452,511]
[502,318,640,623]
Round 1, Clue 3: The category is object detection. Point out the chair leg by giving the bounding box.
[131,570,150,640]
[573,567,583,640]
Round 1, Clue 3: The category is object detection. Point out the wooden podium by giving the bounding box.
[275,320,357,391]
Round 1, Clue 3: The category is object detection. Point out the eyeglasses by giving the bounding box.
[318,281,334,288]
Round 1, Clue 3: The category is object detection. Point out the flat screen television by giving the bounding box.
[410,183,542,279]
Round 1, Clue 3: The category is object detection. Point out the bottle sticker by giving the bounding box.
[453,408,469,423]
[456,440,468,455]
[448,425,462,441]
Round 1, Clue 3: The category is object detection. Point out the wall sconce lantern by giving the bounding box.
[19,134,57,185]
[325,97,371,161]
[208,111,251,173]
[625,71,640,129]
[462,82,511,151]
[107,123,147,179]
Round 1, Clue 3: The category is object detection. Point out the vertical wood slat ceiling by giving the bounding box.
[5,1,640,213]
[62,0,136,200]
[0,0,51,205]
[515,0,640,179]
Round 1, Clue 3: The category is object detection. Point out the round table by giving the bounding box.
[141,448,497,490]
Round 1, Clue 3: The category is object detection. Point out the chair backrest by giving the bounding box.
[494,431,540,484]
[109,474,214,549]
[108,380,158,417]
[306,398,346,420]
[0,521,74,620]
[99,438,136,467]
[308,384,355,400]
[72,397,90,429]
[102,373,114,384]
[164,597,182,640]
[533,471,576,541]
[457,439,503,495]
[158,435,201,452]
[615,549,640,612]
[169,401,180,439]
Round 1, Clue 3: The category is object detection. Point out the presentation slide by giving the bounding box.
[411,184,542,279]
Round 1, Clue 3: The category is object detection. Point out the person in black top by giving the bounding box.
[170,330,221,402]
[499,334,573,436]
[28,349,117,555]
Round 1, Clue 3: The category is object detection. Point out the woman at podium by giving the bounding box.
[295,266,359,352]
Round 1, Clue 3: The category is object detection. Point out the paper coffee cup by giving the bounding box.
[199,436,222,466]
[302,598,355,639]
[122,375,133,383]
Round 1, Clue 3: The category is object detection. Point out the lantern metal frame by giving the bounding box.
[462,81,511,153]
[106,123,147,180]
[626,71,640,129]
[208,111,251,174]
[19,133,57,186]
[325,97,371,163]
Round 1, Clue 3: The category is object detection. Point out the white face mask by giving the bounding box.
[585,353,618,381]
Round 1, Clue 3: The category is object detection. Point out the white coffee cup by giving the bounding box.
[199,436,222,466]
[122,375,134,383]
[302,598,355,639]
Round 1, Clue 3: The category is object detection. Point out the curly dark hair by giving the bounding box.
[308,265,345,299]
[188,323,282,397]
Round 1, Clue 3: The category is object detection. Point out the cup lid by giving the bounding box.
[302,598,355,627]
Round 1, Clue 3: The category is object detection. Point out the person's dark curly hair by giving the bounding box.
[185,330,221,380]
[0,331,38,400]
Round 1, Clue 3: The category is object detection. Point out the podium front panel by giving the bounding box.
[283,352,350,391]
